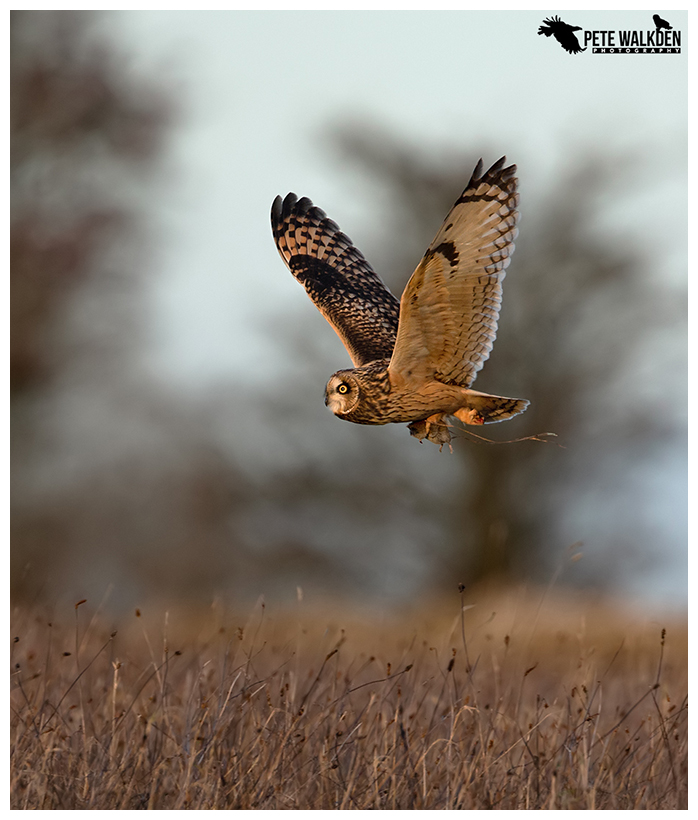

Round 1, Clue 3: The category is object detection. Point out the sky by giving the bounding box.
[47,7,687,610]
[100,9,687,390]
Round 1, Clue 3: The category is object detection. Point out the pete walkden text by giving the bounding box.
[584,29,681,48]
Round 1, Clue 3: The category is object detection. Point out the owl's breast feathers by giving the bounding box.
[336,360,470,427]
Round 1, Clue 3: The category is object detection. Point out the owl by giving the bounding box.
[271,157,529,449]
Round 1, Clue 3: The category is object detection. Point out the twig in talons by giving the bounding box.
[455,427,560,446]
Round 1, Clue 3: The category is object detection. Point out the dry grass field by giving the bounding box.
[10,588,687,809]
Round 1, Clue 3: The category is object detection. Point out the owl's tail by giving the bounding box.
[454,390,530,425]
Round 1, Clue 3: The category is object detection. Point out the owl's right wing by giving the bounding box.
[272,193,400,367]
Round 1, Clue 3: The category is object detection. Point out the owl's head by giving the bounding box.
[325,371,360,416]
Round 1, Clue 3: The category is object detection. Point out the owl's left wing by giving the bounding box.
[272,193,400,366]
[389,158,519,387]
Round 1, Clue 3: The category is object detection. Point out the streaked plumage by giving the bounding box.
[271,157,529,449]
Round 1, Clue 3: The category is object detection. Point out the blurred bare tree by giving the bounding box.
[11,11,166,395]
[324,125,685,591]
[11,11,424,608]
[10,11,253,607]
[11,12,684,609]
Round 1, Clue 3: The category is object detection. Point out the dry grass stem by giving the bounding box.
[10,591,687,809]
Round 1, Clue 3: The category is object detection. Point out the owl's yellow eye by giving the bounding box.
[337,383,349,394]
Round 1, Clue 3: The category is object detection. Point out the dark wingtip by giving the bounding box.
[293,196,316,219]
[274,192,326,222]
[271,192,345,248]
[271,194,285,225]
[468,156,517,188]
[488,156,507,176]
[468,158,484,187]
[282,192,301,220]
[272,192,300,220]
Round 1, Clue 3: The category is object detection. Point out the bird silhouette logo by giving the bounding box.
[652,14,672,33]
[538,15,586,54]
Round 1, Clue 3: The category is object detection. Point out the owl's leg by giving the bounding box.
[455,391,530,425]
[454,407,486,425]
[408,414,453,451]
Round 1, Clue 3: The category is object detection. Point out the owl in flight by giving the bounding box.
[271,157,529,449]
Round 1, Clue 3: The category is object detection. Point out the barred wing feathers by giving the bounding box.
[271,193,400,367]
[389,158,519,388]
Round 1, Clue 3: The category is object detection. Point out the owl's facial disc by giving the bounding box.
[325,373,358,415]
